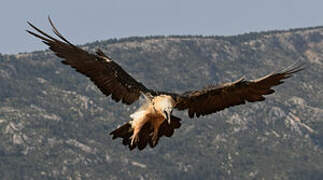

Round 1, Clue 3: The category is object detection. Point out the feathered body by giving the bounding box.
[130,95,175,136]
[110,95,181,150]
[27,17,304,151]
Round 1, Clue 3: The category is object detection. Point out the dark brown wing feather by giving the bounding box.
[175,64,304,118]
[26,17,151,105]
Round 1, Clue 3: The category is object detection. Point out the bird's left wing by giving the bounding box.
[27,17,152,105]
[174,64,304,118]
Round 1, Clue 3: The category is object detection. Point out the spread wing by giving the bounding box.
[174,64,304,118]
[27,17,152,105]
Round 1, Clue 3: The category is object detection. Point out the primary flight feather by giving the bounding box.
[27,17,304,150]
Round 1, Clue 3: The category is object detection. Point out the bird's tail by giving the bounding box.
[110,122,133,141]
[109,115,182,151]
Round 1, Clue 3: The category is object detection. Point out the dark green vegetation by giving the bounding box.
[0,26,323,179]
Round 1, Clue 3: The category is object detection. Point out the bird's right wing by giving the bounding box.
[27,17,152,105]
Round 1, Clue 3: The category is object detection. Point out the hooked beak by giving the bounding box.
[164,110,172,124]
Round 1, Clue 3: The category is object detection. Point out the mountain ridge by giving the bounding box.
[0,25,323,179]
[1,24,323,56]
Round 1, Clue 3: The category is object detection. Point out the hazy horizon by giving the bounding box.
[1,0,323,54]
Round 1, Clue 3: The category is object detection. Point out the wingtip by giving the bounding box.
[48,15,54,26]
[26,21,36,29]
[25,29,34,36]
[46,16,74,46]
[280,62,305,75]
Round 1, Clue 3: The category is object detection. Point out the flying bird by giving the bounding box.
[27,17,304,150]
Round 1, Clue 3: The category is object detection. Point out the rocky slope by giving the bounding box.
[0,27,323,179]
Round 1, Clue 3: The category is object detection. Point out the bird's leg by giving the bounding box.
[151,119,163,146]
[152,127,159,146]
[130,125,141,146]
[130,134,139,146]
[130,118,148,146]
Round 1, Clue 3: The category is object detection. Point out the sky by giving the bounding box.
[1,0,323,54]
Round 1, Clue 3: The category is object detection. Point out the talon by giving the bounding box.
[152,134,158,146]
[130,134,139,146]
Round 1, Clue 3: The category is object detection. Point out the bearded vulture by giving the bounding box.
[27,17,304,150]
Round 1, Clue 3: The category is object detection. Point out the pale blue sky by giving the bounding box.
[1,0,323,54]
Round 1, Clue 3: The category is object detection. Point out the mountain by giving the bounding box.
[0,26,323,180]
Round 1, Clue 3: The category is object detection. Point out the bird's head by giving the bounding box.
[152,95,176,124]
[163,107,173,124]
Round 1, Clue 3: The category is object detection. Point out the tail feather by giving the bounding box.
[110,123,133,140]
[110,115,182,151]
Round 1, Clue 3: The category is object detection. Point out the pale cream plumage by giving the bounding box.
[129,95,176,146]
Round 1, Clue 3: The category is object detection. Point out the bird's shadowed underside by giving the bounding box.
[110,115,181,150]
